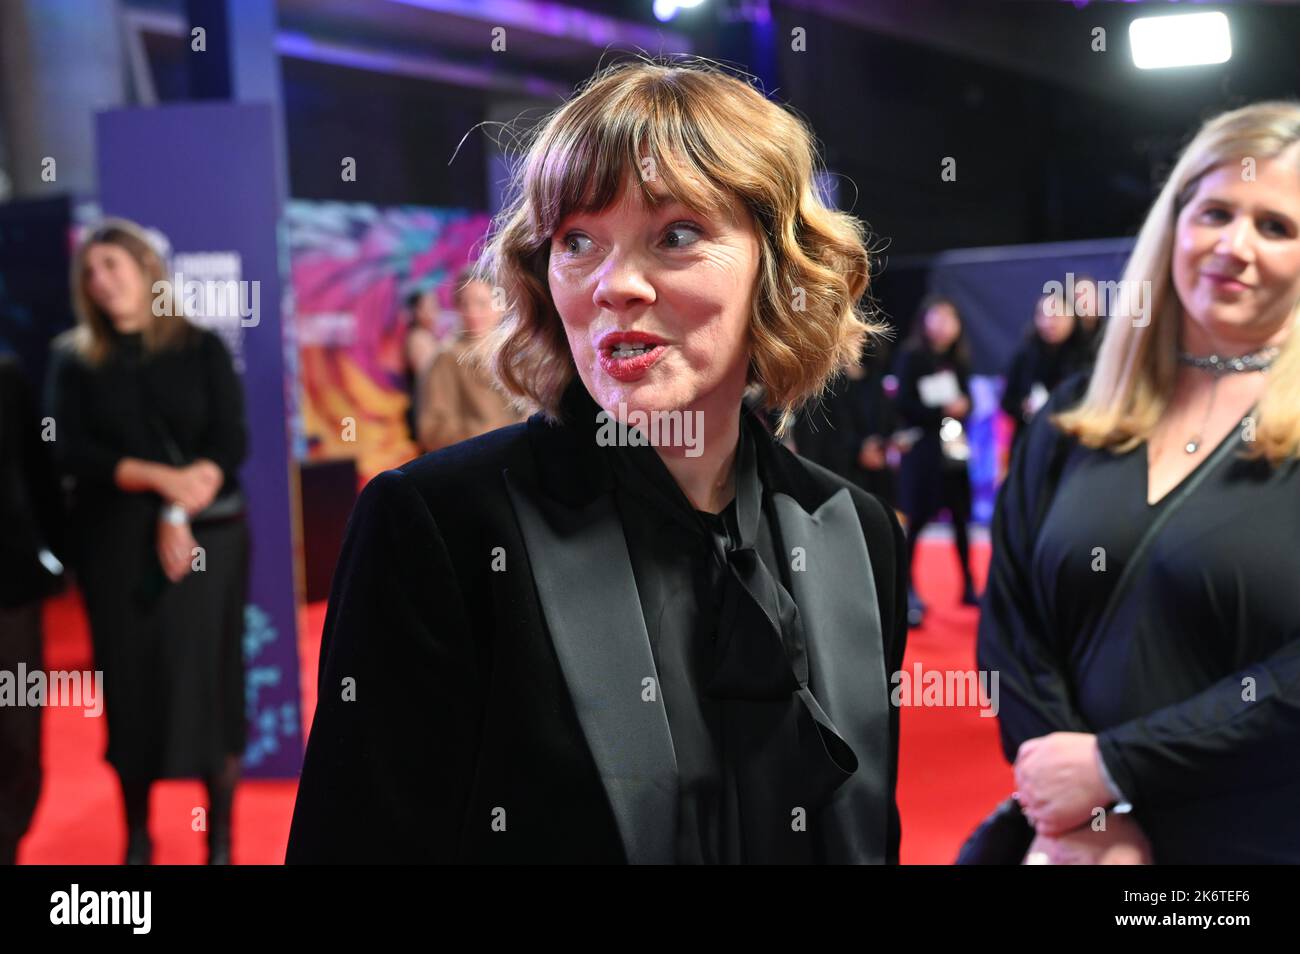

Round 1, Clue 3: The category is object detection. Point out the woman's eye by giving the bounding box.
[559,232,593,255]
[662,223,702,249]
[1199,207,1230,224]
[1260,218,1292,238]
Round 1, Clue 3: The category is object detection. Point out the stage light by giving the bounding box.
[1129,11,1231,70]
[653,0,706,23]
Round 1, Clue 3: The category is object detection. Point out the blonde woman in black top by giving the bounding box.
[981,103,1300,863]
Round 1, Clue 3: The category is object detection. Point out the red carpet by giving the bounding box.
[18,538,1008,864]
[895,535,1014,863]
[18,595,325,866]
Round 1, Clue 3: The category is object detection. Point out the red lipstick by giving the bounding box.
[595,330,668,382]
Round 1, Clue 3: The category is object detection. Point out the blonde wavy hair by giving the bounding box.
[1055,101,1300,464]
[66,217,194,365]
[472,59,885,435]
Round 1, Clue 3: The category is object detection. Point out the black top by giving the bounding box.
[610,418,784,863]
[894,343,973,518]
[603,403,864,863]
[979,375,1300,862]
[1034,447,1173,663]
[894,343,971,435]
[1000,331,1092,438]
[46,326,246,515]
[792,366,896,482]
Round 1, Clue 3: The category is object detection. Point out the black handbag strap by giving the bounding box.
[142,396,245,523]
[1089,421,1244,640]
[143,406,186,468]
[1028,398,1247,685]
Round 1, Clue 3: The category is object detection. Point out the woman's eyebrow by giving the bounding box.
[1192,193,1300,232]
[1256,205,1298,223]
[1194,192,1233,207]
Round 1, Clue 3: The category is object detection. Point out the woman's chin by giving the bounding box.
[592,378,691,420]
[1189,305,1277,344]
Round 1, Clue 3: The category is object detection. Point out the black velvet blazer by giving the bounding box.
[285,382,908,864]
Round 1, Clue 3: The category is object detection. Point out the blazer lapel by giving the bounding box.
[501,390,890,864]
[771,488,892,863]
[503,464,679,864]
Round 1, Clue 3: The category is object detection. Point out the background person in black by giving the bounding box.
[0,355,65,864]
[852,342,902,507]
[1000,289,1093,448]
[791,367,857,478]
[895,295,977,626]
[287,61,908,864]
[979,101,1300,864]
[400,287,440,444]
[792,341,899,507]
[1071,274,1105,358]
[47,219,250,865]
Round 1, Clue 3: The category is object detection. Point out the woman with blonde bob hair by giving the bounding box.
[289,59,908,864]
[976,102,1300,864]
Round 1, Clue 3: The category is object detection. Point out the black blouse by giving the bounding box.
[1000,332,1092,434]
[47,326,246,512]
[979,378,1300,862]
[606,408,857,864]
[894,344,972,436]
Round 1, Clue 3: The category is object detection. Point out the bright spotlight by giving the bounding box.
[1130,12,1232,70]
[653,0,706,23]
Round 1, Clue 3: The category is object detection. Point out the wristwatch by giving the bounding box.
[161,502,189,526]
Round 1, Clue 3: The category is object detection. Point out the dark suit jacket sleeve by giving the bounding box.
[1096,630,1300,810]
[285,468,483,863]
[976,386,1092,763]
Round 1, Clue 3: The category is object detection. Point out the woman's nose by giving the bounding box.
[1213,217,1255,262]
[593,251,655,312]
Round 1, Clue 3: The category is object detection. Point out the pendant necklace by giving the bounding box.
[1175,345,1279,454]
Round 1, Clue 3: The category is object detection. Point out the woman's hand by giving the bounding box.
[858,436,886,470]
[156,460,223,514]
[942,395,971,418]
[1014,732,1113,835]
[157,517,199,583]
[185,459,224,512]
[1023,814,1153,865]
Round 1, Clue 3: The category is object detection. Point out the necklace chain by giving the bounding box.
[1174,345,1277,455]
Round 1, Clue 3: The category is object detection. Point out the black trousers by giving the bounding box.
[0,601,43,863]
[905,463,975,593]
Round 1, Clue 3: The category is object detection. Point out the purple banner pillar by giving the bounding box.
[96,102,304,777]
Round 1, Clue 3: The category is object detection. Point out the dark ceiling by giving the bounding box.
[135,0,1300,252]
